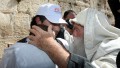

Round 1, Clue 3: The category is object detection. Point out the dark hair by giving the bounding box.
[30,15,47,28]
[63,10,76,20]
[30,15,47,35]
[66,19,73,29]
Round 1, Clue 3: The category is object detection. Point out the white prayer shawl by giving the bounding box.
[64,8,120,68]
[84,8,120,68]
[64,29,74,51]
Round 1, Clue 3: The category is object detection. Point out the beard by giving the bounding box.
[70,36,86,57]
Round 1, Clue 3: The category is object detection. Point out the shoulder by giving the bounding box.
[2,43,55,68]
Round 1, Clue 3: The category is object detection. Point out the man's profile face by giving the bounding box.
[72,23,84,38]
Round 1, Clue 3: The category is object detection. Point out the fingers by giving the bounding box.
[30,25,45,37]
[48,25,52,33]
[28,35,35,41]
[48,25,55,38]
[52,31,56,39]
[32,25,44,33]
[29,28,40,37]
[28,35,37,46]
[28,40,35,45]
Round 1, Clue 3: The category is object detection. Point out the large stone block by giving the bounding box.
[13,13,30,36]
[18,0,50,17]
[0,12,12,38]
[58,0,75,3]
[59,2,71,14]
[0,0,17,12]
[0,40,7,58]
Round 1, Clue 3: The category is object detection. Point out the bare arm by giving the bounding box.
[28,25,70,68]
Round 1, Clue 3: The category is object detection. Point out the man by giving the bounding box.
[0,3,68,68]
[63,10,76,20]
[19,3,67,42]
[62,10,76,34]
[28,8,120,68]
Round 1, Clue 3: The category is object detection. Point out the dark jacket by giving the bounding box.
[108,0,120,28]
[116,51,120,68]
[68,53,94,68]
[56,27,65,39]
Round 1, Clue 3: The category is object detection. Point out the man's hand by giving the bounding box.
[28,25,69,68]
[28,25,55,50]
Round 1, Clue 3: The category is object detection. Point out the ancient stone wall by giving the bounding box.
[0,0,114,58]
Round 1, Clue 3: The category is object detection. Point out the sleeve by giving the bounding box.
[91,39,120,68]
[67,53,94,68]
[91,55,117,68]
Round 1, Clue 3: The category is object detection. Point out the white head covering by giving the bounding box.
[69,8,88,26]
[0,43,55,68]
[70,8,120,61]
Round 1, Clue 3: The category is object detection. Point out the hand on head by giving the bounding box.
[28,25,55,50]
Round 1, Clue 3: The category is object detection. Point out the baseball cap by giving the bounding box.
[36,3,66,24]
[69,8,89,26]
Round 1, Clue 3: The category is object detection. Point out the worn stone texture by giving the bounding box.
[0,12,12,38]
[0,0,115,58]
[13,13,30,36]
[0,40,7,58]
[0,0,18,12]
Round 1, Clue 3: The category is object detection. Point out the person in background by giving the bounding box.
[28,8,120,68]
[62,10,76,35]
[63,10,76,20]
[0,3,68,68]
[108,0,120,28]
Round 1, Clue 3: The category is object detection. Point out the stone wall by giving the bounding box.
[0,0,114,58]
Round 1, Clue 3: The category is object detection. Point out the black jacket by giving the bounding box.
[116,51,120,68]
[67,53,94,68]
[108,0,120,28]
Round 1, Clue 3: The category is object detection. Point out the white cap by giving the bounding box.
[36,3,66,24]
[70,8,89,26]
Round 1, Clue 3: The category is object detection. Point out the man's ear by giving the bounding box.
[35,17,42,24]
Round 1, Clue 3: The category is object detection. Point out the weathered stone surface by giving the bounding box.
[0,40,7,58]
[13,13,30,36]
[0,0,18,12]
[0,12,12,38]
[18,0,50,17]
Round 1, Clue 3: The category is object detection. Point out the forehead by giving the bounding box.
[73,23,83,28]
[71,21,83,26]
[43,19,60,26]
